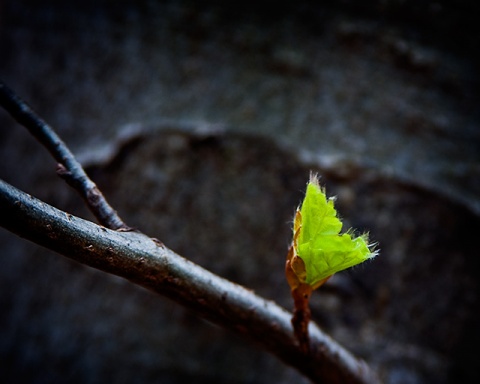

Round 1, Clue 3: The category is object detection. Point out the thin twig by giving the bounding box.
[0,81,129,230]
[0,178,381,384]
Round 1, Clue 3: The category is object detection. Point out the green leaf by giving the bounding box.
[293,174,377,287]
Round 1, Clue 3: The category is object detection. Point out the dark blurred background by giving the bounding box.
[1,1,479,383]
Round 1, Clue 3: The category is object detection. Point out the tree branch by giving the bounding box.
[0,179,380,384]
[0,81,380,382]
[0,81,129,231]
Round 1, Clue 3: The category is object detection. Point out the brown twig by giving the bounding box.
[0,178,381,384]
[291,283,313,354]
[0,81,129,231]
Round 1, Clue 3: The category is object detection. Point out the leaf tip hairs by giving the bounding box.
[308,171,320,188]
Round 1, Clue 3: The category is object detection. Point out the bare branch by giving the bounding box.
[0,179,381,384]
[0,81,129,230]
